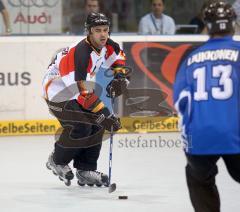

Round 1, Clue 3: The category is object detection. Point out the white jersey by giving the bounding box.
[42,38,126,102]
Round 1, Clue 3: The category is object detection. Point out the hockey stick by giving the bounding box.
[108,92,117,193]
[107,66,132,193]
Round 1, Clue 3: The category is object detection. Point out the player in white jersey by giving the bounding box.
[43,12,129,186]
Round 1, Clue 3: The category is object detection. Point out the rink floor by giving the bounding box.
[0,133,239,212]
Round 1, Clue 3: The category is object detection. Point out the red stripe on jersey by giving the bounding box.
[112,59,126,67]
[87,57,93,73]
[106,44,115,59]
[59,47,76,77]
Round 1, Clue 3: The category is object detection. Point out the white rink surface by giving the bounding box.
[0,133,239,212]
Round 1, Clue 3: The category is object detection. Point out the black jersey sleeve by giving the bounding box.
[74,39,92,81]
[106,38,121,55]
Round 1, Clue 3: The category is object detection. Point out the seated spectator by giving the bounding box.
[189,0,218,34]
[138,0,175,35]
[0,0,11,35]
[189,3,206,33]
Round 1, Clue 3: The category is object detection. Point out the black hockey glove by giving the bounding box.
[95,107,121,132]
[106,72,130,98]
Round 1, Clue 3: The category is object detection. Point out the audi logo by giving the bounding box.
[8,0,60,8]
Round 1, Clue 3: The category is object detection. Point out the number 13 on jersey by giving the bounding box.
[193,64,233,101]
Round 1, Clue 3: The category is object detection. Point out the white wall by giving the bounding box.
[0,35,212,121]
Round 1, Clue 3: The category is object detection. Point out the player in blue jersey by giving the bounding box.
[174,1,240,212]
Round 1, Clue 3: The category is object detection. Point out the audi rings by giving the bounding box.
[8,0,59,8]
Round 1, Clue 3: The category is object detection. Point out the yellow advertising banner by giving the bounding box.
[0,117,179,136]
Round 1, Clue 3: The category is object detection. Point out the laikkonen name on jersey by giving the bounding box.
[187,49,239,66]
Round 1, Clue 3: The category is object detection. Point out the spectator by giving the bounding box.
[138,0,175,35]
[71,0,100,34]
[85,0,100,14]
[189,2,207,34]
[189,0,219,34]
[70,0,112,34]
[0,0,11,35]
[233,0,240,34]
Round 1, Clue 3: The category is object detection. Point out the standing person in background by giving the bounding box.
[85,0,100,14]
[174,1,240,212]
[84,0,112,28]
[138,0,175,35]
[71,0,112,35]
[0,0,11,35]
[71,0,100,34]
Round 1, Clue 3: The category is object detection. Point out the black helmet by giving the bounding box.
[85,12,110,31]
[203,1,236,35]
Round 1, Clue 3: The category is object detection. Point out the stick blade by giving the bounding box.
[108,183,116,193]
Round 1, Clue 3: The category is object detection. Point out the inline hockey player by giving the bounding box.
[174,1,240,211]
[43,12,129,186]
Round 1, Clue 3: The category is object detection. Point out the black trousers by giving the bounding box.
[185,153,240,212]
[48,99,104,171]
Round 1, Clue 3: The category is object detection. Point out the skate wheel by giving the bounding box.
[77,181,85,186]
[96,184,102,187]
[65,180,71,186]
[87,184,94,187]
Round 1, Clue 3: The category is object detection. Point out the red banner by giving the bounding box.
[122,41,201,116]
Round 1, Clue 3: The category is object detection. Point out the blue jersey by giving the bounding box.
[174,36,240,155]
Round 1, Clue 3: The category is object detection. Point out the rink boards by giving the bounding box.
[1,35,236,136]
[0,117,178,136]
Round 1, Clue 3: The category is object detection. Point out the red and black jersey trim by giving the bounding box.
[74,39,93,81]
[106,38,121,55]
[59,47,76,77]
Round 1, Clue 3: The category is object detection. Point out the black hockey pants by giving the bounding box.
[47,99,105,171]
[185,153,240,212]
